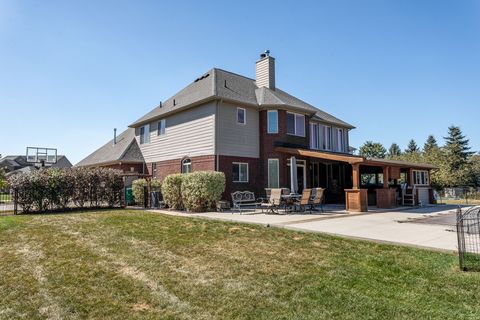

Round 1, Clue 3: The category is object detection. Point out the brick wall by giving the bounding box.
[148,155,216,181]
[217,155,260,200]
[103,163,144,174]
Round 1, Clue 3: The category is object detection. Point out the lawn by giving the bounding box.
[1,210,479,319]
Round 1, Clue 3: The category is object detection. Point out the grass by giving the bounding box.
[1,210,480,319]
[438,199,480,205]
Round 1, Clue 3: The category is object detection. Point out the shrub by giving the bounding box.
[181,171,225,212]
[132,179,147,206]
[162,174,185,209]
[8,167,124,213]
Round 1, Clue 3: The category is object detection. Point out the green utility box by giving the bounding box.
[125,187,134,205]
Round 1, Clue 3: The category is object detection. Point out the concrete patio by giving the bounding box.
[150,204,465,252]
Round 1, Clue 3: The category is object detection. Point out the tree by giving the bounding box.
[0,168,7,190]
[387,143,402,159]
[359,141,386,159]
[405,139,419,153]
[423,135,439,154]
[441,126,475,187]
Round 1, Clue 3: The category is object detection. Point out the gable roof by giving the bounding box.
[0,155,71,169]
[75,128,144,167]
[129,68,355,129]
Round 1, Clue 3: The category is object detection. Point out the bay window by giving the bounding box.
[286,112,305,137]
[267,110,278,133]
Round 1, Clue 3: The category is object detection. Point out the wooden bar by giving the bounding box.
[345,189,368,212]
[376,188,396,208]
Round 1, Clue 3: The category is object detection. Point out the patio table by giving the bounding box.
[281,194,301,212]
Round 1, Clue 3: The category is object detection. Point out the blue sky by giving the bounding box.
[1,0,479,163]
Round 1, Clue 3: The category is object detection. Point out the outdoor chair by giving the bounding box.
[294,189,312,213]
[261,188,282,214]
[310,188,325,212]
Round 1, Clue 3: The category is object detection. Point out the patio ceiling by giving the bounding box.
[275,147,438,170]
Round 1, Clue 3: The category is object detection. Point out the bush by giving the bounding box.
[162,174,185,209]
[181,171,225,212]
[132,179,162,206]
[8,167,124,213]
[132,179,147,206]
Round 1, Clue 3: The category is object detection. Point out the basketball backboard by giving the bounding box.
[26,147,57,166]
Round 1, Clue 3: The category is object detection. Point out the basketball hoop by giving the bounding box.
[26,147,57,167]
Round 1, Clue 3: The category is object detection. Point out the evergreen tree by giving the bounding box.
[387,143,402,159]
[405,139,419,153]
[423,135,439,153]
[441,126,475,187]
[359,141,387,159]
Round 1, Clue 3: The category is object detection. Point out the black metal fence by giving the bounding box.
[457,206,480,271]
[0,189,16,215]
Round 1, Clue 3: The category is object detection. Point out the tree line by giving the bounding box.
[358,125,480,189]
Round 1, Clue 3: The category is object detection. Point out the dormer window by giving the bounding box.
[237,108,246,125]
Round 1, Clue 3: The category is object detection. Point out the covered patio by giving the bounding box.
[276,147,438,212]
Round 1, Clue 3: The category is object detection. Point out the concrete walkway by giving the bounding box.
[150,205,463,252]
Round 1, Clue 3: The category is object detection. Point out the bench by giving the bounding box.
[231,191,261,214]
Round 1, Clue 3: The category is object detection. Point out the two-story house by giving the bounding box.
[78,52,436,211]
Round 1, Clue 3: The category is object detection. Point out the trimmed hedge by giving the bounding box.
[132,179,161,206]
[8,167,124,213]
[162,174,185,210]
[181,171,225,212]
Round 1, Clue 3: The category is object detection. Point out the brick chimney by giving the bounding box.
[255,50,275,89]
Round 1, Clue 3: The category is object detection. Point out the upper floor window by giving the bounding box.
[336,128,344,152]
[237,107,246,125]
[181,158,191,174]
[322,125,332,150]
[413,170,429,185]
[232,162,248,183]
[310,123,319,149]
[140,124,150,144]
[158,119,166,136]
[286,112,305,137]
[267,110,278,134]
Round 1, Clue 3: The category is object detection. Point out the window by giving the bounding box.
[413,170,429,185]
[286,112,305,136]
[232,162,248,182]
[157,119,166,136]
[310,123,319,149]
[322,125,332,150]
[267,110,278,133]
[181,158,191,174]
[336,128,344,152]
[237,108,246,125]
[140,124,150,144]
[267,159,279,188]
[152,163,157,178]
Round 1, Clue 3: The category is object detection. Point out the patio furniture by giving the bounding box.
[281,193,301,212]
[261,188,282,214]
[217,200,230,212]
[311,187,325,212]
[293,189,312,213]
[231,191,261,214]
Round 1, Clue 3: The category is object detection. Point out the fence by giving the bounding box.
[0,190,16,215]
[438,187,480,205]
[457,206,480,271]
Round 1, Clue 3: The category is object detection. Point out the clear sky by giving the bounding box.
[1,0,479,164]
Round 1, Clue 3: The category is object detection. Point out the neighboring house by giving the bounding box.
[76,128,146,185]
[0,155,73,177]
[83,52,436,210]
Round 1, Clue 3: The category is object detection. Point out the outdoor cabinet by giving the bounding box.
[345,189,368,212]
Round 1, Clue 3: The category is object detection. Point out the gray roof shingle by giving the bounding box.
[129,68,354,129]
[75,128,144,167]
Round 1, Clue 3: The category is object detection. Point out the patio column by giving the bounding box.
[352,163,360,189]
[383,166,389,188]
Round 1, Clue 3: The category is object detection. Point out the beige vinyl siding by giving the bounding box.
[216,101,260,158]
[135,102,216,162]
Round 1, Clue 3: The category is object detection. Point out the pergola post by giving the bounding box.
[383,166,389,188]
[352,163,360,189]
[345,162,367,212]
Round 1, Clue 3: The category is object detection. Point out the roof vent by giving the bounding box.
[159,101,162,108]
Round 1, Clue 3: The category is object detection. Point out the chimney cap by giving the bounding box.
[259,49,271,59]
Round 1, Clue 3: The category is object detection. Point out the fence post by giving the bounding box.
[143,185,149,209]
[13,189,18,215]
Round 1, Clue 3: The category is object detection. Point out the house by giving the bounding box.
[0,155,73,177]
[75,127,147,185]
[82,52,437,211]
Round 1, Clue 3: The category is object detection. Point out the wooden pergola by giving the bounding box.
[276,147,438,212]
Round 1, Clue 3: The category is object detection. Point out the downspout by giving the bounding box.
[215,100,220,171]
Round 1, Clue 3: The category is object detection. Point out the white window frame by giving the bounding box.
[267,110,278,134]
[286,112,305,137]
[310,123,319,150]
[336,128,344,152]
[152,163,157,178]
[181,158,191,174]
[267,159,280,188]
[232,162,249,183]
[323,125,332,150]
[413,170,429,185]
[140,124,150,144]
[157,119,166,136]
[237,107,246,125]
